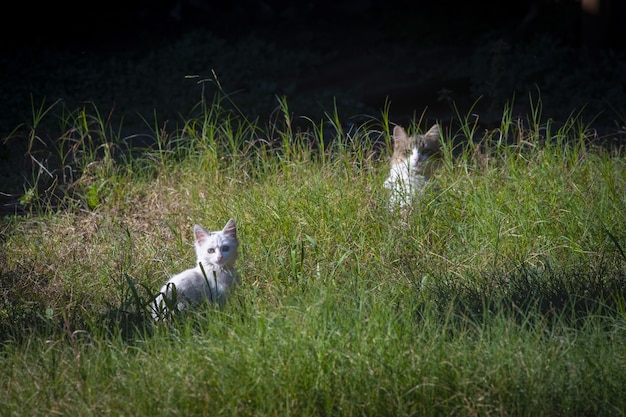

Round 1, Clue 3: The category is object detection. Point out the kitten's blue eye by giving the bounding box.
[222,246,230,252]
[208,248,215,254]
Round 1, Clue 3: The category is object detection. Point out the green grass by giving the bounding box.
[1,95,625,416]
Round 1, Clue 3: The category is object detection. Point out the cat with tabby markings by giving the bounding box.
[152,218,240,320]
[383,124,442,210]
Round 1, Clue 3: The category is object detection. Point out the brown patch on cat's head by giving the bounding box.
[417,125,441,156]
[390,125,442,176]
[390,125,413,163]
[419,125,443,179]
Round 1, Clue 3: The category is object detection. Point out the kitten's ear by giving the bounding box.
[193,224,211,245]
[392,125,408,142]
[222,218,237,239]
[424,125,440,141]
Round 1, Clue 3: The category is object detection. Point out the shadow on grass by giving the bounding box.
[427,258,626,329]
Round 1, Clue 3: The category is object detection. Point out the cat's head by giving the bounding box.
[193,219,239,269]
[391,124,441,176]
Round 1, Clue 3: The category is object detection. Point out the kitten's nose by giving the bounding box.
[216,251,223,262]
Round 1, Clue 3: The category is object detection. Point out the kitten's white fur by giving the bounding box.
[152,219,240,320]
[384,124,441,209]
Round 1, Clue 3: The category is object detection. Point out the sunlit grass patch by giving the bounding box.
[1,94,625,416]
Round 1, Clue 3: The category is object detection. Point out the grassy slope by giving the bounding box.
[1,99,625,416]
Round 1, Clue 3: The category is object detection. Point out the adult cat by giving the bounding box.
[151,218,240,320]
[383,124,441,210]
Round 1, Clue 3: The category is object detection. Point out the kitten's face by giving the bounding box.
[391,125,441,177]
[193,219,239,269]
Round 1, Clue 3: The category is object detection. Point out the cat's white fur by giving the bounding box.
[384,124,441,209]
[151,219,240,320]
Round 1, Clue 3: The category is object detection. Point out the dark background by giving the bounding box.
[1,0,625,212]
[2,0,625,130]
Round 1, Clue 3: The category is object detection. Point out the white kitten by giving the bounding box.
[151,219,240,320]
[383,124,441,210]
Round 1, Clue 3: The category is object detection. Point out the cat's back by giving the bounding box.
[163,265,238,303]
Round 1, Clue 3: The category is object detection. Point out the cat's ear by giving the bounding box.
[222,218,237,239]
[424,125,440,141]
[193,224,211,245]
[392,125,408,143]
